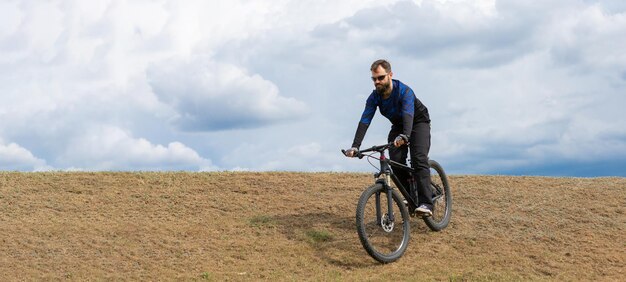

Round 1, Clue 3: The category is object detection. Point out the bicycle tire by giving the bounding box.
[423,160,452,231]
[356,183,410,263]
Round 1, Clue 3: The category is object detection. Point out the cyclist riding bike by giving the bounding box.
[345,59,433,217]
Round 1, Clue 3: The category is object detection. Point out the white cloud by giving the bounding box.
[0,139,51,171]
[57,125,216,171]
[148,57,309,131]
[0,1,22,39]
[545,3,626,71]
[221,141,357,172]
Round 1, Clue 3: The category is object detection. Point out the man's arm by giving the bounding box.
[351,94,377,149]
[401,87,415,138]
[352,122,370,149]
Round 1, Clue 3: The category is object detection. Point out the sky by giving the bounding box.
[1,0,625,176]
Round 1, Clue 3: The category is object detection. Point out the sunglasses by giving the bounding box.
[371,74,388,82]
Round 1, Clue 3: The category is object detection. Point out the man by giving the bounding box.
[344,59,433,216]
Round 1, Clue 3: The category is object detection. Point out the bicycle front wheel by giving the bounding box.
[356,183,410,263]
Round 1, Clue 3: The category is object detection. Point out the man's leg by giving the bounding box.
[410,122,433,210]
[387,127,410,191]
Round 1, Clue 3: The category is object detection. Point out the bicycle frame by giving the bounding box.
[356,143,419,212]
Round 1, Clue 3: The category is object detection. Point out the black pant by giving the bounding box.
[388,122,433,209]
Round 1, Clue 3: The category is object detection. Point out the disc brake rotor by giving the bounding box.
[381,213,395,232]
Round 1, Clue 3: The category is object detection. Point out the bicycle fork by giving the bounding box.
[375,173,395,227]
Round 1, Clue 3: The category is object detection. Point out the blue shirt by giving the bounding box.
[359,79,429,125]
[352,79,430,149]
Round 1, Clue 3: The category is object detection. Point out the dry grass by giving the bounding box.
[0,172,624,280]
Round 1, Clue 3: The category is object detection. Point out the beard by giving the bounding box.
[375,80,392,95]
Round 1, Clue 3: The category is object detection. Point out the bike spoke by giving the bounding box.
[361,190,406,256]
[430,169,447,221]
[423,160,452,231]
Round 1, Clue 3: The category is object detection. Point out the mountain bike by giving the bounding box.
[342,142,452,263]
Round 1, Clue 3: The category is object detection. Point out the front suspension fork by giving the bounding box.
[375,174,395,224]
[384,174,395,222]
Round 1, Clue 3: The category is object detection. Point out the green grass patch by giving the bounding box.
[248,215,276,228]
[200,271,213,280]
[305,229,334,244]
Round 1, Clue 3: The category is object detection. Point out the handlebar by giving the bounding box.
[359,142,395,153]
[341,142,396,158]
[342,142,415,173]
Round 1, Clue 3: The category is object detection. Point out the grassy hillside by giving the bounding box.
[0,172,624,280]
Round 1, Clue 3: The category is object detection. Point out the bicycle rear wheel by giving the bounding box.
[423,160,452,231]
[356,183,410,263]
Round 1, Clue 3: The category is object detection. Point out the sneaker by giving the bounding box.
[415,204,433,217]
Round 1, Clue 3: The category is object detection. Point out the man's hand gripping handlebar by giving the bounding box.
[342,147,363,159]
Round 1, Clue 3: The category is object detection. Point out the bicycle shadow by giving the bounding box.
[272,211,379,269]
